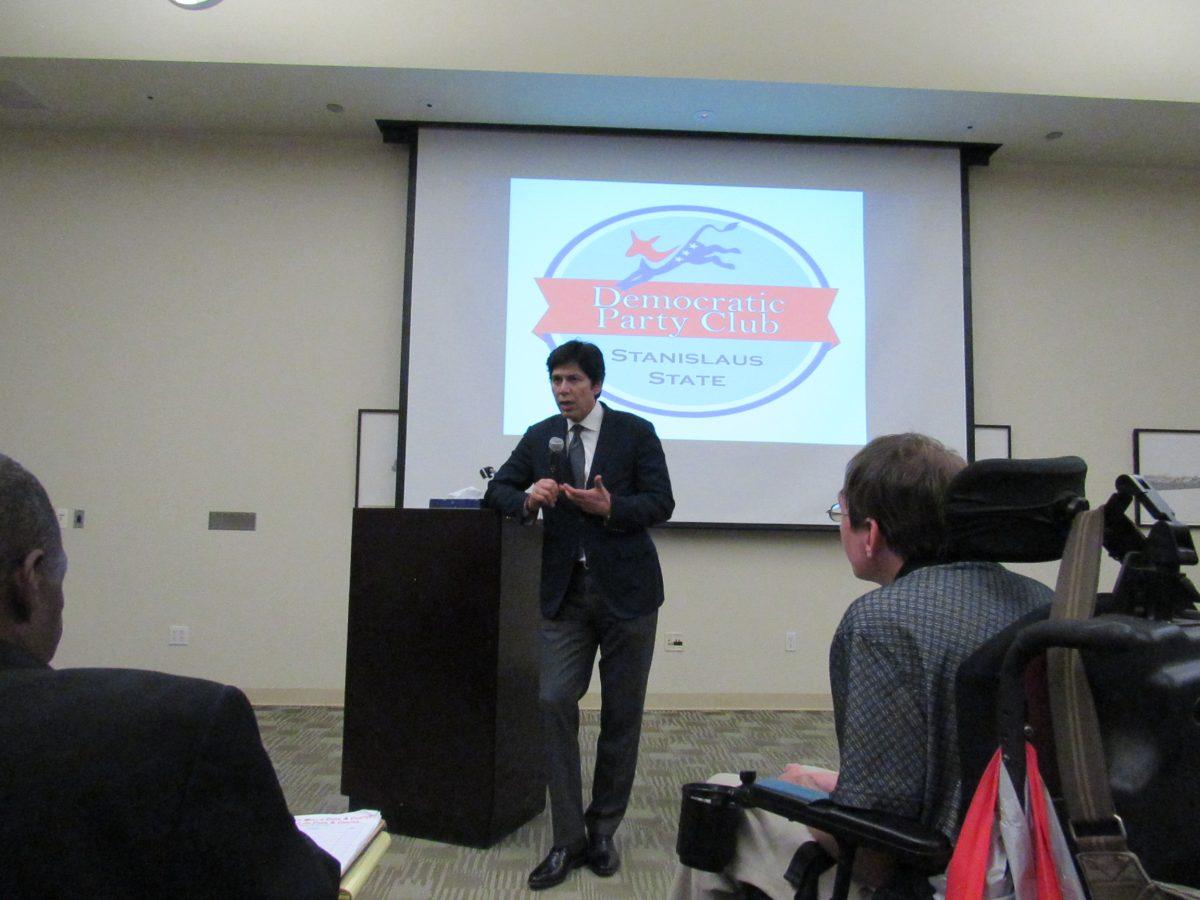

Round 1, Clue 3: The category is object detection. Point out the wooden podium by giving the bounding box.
[340,507,545,847]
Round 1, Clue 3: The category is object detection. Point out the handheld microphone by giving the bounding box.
[548,436,565,484]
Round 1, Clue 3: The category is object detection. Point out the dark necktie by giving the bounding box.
[568,423,586,488]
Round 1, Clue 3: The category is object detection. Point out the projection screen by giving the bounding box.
[397,125,978,527]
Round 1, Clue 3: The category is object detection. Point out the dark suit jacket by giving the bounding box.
[485,402,674,619]
[0,640,340,899]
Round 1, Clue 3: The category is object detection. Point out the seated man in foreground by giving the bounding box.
[674,433,1055,899]
[0,453,341,899]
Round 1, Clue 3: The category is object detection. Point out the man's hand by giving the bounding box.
[524,478,561,515]
[562,474,612,518]
[778,764,839,793]
[774,764,893,886]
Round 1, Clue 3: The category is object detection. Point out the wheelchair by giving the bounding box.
[676,456,1200,899]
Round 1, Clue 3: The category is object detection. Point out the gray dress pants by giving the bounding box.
[538,563,658,846]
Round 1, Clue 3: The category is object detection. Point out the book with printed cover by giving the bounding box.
[295,809,389,898]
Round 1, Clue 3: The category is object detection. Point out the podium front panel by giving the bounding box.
[341,508,544,847]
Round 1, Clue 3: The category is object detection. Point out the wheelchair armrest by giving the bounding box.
[739,779,953,875]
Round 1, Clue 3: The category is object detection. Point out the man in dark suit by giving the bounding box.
[486,340,675,890]
[0,452,341,899]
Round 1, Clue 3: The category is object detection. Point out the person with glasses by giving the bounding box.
[674,433,1053,899]
[0,453,341,898]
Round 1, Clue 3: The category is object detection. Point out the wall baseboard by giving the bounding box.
[618,693,832,711]
[246,689,833,711]
[246,688,345,707]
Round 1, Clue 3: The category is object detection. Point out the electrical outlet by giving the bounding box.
[785,631,798,652]
[665,632,685,652]
[169,625,190,646]
[56,508,70,528]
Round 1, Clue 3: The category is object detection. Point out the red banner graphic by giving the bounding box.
[534,279,838,344]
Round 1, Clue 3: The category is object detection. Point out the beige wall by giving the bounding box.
[1,129,406,699]
[970,161,1200,468]
[2,129,1197,705]
[2,1,1198,102]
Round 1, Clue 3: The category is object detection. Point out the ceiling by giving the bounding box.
[2,57,1198,169]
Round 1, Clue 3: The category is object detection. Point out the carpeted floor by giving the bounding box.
[257,706,838,899]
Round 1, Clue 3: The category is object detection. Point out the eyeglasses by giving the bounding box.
[826,502,844,523]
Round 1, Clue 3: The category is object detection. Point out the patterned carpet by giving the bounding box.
[256,707,838,899]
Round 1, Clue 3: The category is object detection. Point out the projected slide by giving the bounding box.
[504,179,865,445]
[403,126,969,526]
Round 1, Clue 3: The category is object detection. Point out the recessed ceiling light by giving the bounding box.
[696,109,713,122]
[1045,130,1064,141]
[326,103,344,114]
[421,100,436,110]
[169,0,224,7]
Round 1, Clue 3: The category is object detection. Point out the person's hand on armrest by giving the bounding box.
[774,764,896,889]
[778,764,839,793]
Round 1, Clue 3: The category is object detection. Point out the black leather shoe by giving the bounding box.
[587,833,620,877]
[527,843,588,890]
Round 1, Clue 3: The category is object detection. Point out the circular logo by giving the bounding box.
[535,205,839,418]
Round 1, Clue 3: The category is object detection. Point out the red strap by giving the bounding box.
[1026,743,1065,900]
[946,748,1003,898]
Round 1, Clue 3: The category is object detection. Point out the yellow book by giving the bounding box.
[338,829,392,899]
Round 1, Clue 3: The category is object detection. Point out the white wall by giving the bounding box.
[3,130,1197,705]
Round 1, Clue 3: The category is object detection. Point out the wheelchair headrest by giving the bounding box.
[941,456,1089,563]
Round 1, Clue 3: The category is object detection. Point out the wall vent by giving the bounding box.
[208,511,257,531]
[0,80,48,111]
